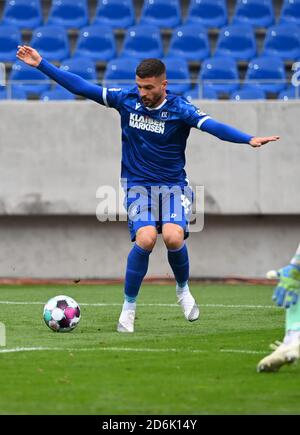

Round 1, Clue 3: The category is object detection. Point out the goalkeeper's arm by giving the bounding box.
[271,244,300,308]
[16,45,103,104]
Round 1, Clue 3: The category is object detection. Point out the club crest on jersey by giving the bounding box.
[160,111,169,119]
[129,113,165,134]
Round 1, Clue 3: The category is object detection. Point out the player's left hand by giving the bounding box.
[249,136,280,147]
[272,264,300,308]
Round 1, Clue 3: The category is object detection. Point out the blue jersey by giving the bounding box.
[101,87,211,187]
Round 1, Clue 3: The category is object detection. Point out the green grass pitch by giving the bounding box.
[0,283,299,415]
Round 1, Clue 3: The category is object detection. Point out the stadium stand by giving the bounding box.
[60,56,97,81]
[120,24,163,59]
[10,59,50,96]
[73,25,116,61]
[140,0,181,28]
[214,24,257,61]
[1,0,43,29]
[40,85,76,100]
[279,84,300,100]
[47,0,89,29]
[279,0,300,26]
[230,86,266,100]
[93,0,135,29]
[0,24,21,62]
[103,57,139,88]
[167,24,210,62]
[162,56,191,94]
[232,0,275,28]
[199,56,239,95]
[0,0,299,100]
[262,23,300,60]
[30,25,70,62]
[245,55,286,94]
[184,86,218,100]
[185,0,228,28]
[0,84,27,99]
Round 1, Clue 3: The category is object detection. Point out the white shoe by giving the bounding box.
[117,309,135,333]
[177,291,199,322]
[257,339,300,372]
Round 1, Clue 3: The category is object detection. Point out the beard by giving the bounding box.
[142,92,163,108]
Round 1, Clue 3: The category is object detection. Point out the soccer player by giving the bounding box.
[257,244,300,372]
[16,45,280,333]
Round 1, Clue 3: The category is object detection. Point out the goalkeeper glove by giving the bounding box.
[272,264,300,308]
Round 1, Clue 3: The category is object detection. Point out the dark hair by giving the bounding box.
[136,58,166,78]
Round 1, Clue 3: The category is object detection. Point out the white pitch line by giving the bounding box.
[220,349,265,355]
[0,346,266,355]
[0,347,56,353]
[0,301,276,309]
[0,301,43,305]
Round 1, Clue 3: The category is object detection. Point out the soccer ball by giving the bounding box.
[43,295,81,332]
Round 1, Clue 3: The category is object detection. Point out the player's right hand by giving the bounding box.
[16,45,42,68]
[271,264,300,308]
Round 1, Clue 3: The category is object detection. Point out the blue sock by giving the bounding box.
[124,243,151,302]
[168,243,189,287]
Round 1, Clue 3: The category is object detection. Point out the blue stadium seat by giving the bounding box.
[199,57,239,95]
[0,86,5,99]
[215,24,256,61]
[231,87,266,100]
[263,24,300,60]
[280,0,300,26]
[245,56,286,93]
[232,0,274,28]
[0,86,27,99]
[140,0,181,28]
[73,25,116,62]
[47,0,89,29]
[103,57,139,88]
[120,25,163,60]
[184,87,218,100]
[30,25,70,62]
[1,0,43,29]
[93,0,135,29]
[10,60,50,96]
[185,0,227,28]
[167,24,210,62]
[40,86,76,101]
[162,57,191,95]
[278,85,300,100]
[0,24,21,62]
[60,58,97,82]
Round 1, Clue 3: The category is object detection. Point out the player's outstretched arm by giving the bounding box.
[200,118,280,148]
[16,45,104,104]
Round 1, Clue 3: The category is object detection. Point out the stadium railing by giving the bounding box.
[1,79,299,100]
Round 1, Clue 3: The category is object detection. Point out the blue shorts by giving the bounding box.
[124,185,194,242]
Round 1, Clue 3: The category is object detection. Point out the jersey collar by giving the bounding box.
[145,98,167,111]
